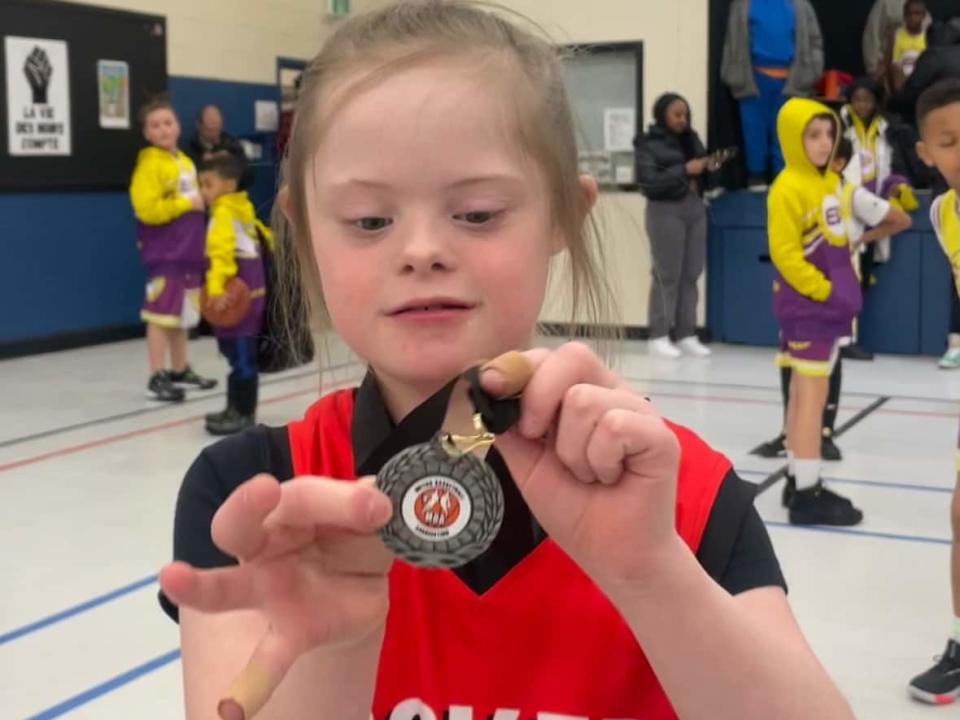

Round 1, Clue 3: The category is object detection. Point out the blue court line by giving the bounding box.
[26,649,181,719]
[764,520,951,546]
[0,575,157,647]
[738,468,954,494]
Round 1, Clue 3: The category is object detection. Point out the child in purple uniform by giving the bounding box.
[130,98,217,402]
[198,154,274,435]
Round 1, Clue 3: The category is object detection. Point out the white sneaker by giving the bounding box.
[677,336,712,357]
[649,336,682,358]
[940,347,960,369]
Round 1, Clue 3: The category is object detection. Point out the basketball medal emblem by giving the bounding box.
[375,353,533,568]
[404,475,470,539]
[377,435,504,568]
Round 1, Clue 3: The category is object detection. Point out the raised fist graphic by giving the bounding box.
[23,47,53,104]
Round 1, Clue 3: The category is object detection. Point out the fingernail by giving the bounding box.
[218,699,246,720]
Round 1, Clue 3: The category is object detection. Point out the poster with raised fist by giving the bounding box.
[4,36,72,156]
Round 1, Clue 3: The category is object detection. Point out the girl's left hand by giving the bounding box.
[482,342,683,597]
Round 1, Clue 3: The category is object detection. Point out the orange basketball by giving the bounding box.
[201,277,251,328]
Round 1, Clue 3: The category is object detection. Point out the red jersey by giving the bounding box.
[288,390,731,720]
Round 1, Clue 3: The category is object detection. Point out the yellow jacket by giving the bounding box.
[933,190,960,297]
[768,98,853,302]
[129,146,197,225]
[769,98,864,339]
[892,27,926,75]
[206,191,275,297]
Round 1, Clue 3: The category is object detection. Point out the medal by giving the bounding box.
[376,351,532,568]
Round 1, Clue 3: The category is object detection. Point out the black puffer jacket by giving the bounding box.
[634,125,707,202]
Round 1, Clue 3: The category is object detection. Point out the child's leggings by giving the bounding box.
[218,336,259,416]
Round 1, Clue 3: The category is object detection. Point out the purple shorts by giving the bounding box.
[776,336,840,377]
[212,257,267,339]
[141,267,202,329]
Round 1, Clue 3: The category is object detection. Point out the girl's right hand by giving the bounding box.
[190,195,205,212]
[159,473,395,720]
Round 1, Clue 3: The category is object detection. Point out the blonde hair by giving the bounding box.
[272,0,618,362]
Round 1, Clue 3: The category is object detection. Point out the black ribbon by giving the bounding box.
[464,366,522,435]
[355,366,523,477]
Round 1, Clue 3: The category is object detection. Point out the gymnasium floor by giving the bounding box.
[1,336,957,719]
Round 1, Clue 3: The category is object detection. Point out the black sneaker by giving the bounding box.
[821,435,843,462]
[781,475,796,508]
[205,407,254,436]
[204,407,231,425]
[841,344,874,361]
[788,482,863,526]
[909,639,960,705]
[170,365,218,391]
[146,372,185,402]
[752,434,786,458]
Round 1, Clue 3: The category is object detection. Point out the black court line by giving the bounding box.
[623,374,960,406]
[0,361,361,451]
[755,396,891,495]
[764,520,950,546]
[5,357,954,451]
[739,468,954,494]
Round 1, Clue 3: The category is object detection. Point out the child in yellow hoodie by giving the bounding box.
[909,78,960,705]
[197,153,274,436]
[753,135,910,466]
[129,97,217,402]
[769,98,865,527]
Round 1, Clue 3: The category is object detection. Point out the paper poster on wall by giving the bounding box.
[4,36,72,156]
[97,60,129,129]
[254,100,279,132]
[603,107,635,153]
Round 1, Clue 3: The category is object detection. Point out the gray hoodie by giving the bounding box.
[721,0,824,100]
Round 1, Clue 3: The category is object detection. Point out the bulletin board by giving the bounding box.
[0,0,167,191]
[561,42,644,189]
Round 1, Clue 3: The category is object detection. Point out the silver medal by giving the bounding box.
[377,419,504,568]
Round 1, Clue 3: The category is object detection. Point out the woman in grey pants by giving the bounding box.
[635,93,717,358]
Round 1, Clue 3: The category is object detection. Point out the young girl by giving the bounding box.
[130,98,217,401]
[770,99,875,527]
[840,79,917,269]
[636,92,715,359]
[158,4,854,719]
[889,0,928,92]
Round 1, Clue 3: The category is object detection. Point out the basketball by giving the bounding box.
[201,276,251,328]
